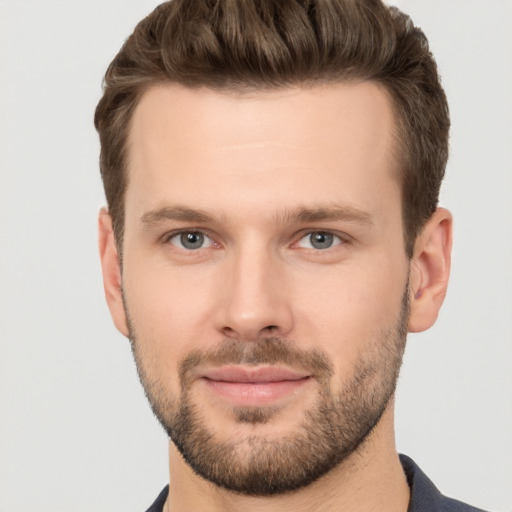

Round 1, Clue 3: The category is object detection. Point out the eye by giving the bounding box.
[168,231,213,250]
[297,231,343,250]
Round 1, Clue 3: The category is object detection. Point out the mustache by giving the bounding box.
[178,337,334,387]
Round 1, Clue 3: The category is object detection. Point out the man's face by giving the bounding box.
[119,82,411,494]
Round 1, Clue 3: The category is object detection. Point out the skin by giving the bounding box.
[99,82,452,512]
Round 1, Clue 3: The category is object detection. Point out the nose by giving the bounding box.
[214,243,294,341]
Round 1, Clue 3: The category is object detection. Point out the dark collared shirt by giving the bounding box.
[145,454,488,512]
[399,454,487,512]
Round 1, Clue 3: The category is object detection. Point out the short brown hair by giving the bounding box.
[94,0,449,257]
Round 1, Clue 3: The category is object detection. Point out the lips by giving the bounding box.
[200,366,311,406]
[202,366,310,383]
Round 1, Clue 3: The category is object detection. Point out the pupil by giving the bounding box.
[181,232,204,249]
[311,232,333,249]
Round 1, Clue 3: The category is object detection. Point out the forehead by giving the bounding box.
[125,82,399,223]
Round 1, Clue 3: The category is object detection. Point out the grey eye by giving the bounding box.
[169,231,211,250]
[298,232,341,250]
[310,232,334,249]
[181,232,204,249]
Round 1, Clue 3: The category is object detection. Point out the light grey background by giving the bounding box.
[0,1,510,511]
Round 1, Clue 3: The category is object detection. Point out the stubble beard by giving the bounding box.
[126,288,410,496]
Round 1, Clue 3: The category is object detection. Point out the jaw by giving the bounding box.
[165,398,408,512]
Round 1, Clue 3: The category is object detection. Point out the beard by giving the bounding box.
[126,287,409,496]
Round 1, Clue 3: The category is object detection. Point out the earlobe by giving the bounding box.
[98,208,129,337]
[408,208,453,333]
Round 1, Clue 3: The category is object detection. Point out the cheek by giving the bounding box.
[292,255,408,367]
[122,258,219,356]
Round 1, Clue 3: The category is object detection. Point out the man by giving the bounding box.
[94,1,486,511]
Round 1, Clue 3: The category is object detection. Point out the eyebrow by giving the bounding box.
[278,205,373,226]
[140,206,216,226]
[140,204,373,228]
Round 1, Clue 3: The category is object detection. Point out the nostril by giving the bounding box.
[222,324,277,338]
[222,326,237,338]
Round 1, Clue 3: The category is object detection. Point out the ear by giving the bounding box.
[408,207,453,333]
[98,208,129,337]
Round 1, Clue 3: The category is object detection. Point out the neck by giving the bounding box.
[164,402,410,512]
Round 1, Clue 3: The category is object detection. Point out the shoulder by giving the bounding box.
[399,454,489,512]
[439,496,490,512]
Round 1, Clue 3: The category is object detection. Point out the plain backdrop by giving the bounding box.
[0,1,511,511]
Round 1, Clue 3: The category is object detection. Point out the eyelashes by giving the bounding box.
[296,232,343,250]
[164,230,347,252]
[167,231,214,250]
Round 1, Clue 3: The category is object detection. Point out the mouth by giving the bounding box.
[199,366,312,407]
